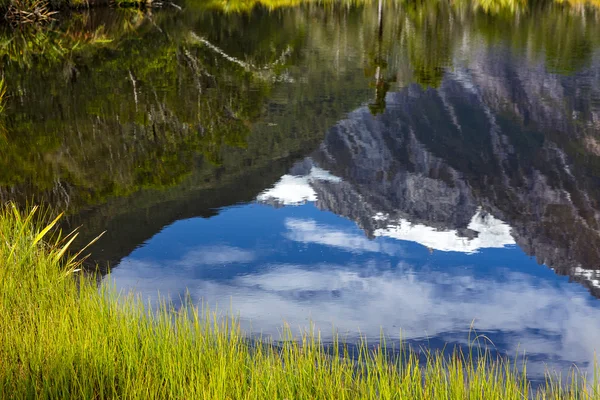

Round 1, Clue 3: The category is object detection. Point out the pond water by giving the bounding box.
[3,0,600,381]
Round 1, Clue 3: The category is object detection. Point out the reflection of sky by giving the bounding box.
[108,202,600,379]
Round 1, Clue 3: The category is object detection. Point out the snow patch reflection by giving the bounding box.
[373,208,515,253]
[256,166,341,206]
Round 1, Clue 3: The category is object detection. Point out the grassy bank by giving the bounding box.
[0,204,598,399]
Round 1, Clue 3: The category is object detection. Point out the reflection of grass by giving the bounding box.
[2,204,599,399]
[0,0,151,18]
[557,0,600,7]
[1,0,598,19]
[4,0,57,24]
[0,10,148,68]
[457,0,528,13]
[0,78,6,114]
[112,0,152,6]
[197,0,370,13]
[197,0,600,13]
[0,24,112,67]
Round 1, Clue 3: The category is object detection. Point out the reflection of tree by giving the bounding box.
[2,0,600,210]
[0,10,279,209]
[466,0,600,74]
[394,0,600,89]
[367,0,390,115]
[0,6,370,211]
[401,0,454,88]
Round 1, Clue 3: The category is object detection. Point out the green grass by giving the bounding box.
[0,203,599,399]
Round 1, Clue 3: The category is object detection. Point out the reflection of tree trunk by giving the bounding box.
[188,33,292,80]
[370,0,387,115]
[0,179,73,211]
[53,178,71,209]
[128,69,139,112]
[378,0,383,38]
[190,33,256,71]
[182,48,209,97]
[375,0,383,99]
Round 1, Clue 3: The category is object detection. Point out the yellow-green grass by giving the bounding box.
[0,203,598,399]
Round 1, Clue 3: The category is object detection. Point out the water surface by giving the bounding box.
[2,0,600,380]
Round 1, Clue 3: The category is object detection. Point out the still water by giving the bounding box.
[2,0,600,380]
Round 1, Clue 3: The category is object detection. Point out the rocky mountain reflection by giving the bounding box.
[259,46,600,297]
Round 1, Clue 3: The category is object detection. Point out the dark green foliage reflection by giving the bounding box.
[0,0,599,212]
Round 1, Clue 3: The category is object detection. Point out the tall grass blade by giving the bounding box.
[52,231,78,264]
[32,211,63,246]
[6,204,37,263]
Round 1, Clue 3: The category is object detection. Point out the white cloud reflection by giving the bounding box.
[177,246,255,268]
[114,246,255,278]
[108,256,600,379]
[284,218,403,255]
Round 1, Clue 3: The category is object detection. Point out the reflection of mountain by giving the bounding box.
[258,49,600,295]
[3,0,600,295]
[259,158,516,253]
